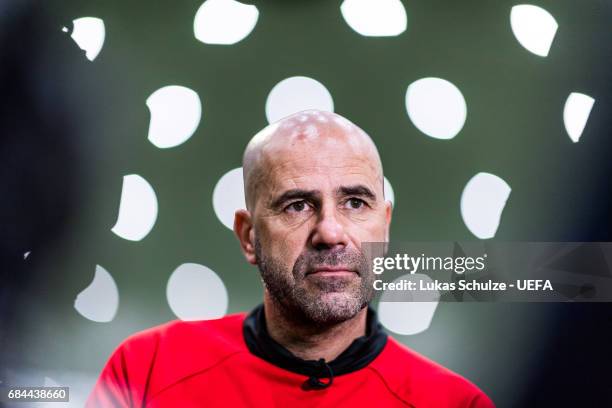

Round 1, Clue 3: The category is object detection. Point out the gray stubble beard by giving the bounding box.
[254,236,374,326]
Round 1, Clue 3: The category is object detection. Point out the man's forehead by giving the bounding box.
[270,161,377,187]
[258,159,381,212]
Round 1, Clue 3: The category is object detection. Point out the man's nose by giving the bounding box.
[310,206,348,250]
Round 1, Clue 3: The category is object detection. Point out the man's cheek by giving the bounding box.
[363,216,388,241]
[278,234,308,260]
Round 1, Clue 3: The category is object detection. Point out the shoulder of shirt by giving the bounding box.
[113,312,249,397]
[368,336,495,407]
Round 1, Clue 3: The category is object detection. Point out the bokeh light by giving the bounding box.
[166,263,228,321]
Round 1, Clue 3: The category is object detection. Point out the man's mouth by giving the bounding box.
[306,266,358,277]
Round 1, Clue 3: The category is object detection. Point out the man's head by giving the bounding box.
[234,110,392,326]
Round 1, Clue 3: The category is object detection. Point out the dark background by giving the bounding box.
[1,0,611,406]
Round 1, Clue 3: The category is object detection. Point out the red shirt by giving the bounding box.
[86,312,495,407]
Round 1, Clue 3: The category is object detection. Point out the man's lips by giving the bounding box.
[306,266,358,277]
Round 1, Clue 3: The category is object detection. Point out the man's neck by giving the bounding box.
[262,296,368,362]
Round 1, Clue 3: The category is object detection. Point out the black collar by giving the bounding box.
[242,304,387,390]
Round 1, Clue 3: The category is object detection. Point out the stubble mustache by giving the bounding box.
[292,247,367,280]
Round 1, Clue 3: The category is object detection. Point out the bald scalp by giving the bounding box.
[242,110,384,211]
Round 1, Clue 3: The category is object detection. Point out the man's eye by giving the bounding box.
[345,198,366,209]
[286,201,309,213]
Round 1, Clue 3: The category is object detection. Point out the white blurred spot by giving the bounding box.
[23,251,31,260]
[194,0,259,45]
[166,263,228,321]
[383,177,395,207]
[340,0,407,37]
[146,85,202,148]
[74,265,119,323]
[265,76,334,123]
[69,17,105,61]
[111,174,158,241]
[213,167,245,230]
[405,77,467,140]
[510,5,558,57]
[461,172,511,239]
[563,92,595,143]
[378,274,440,335]
[61,26,69,33]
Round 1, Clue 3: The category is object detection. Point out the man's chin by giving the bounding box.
[304,274,360,292]
[297,291,366,324]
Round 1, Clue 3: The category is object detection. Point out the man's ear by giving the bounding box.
[234,209,257,265]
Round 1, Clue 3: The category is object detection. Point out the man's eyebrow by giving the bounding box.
[270,189,320,208]
[337,185,377,200]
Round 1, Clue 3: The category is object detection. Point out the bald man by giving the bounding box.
[87,111,495,407]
